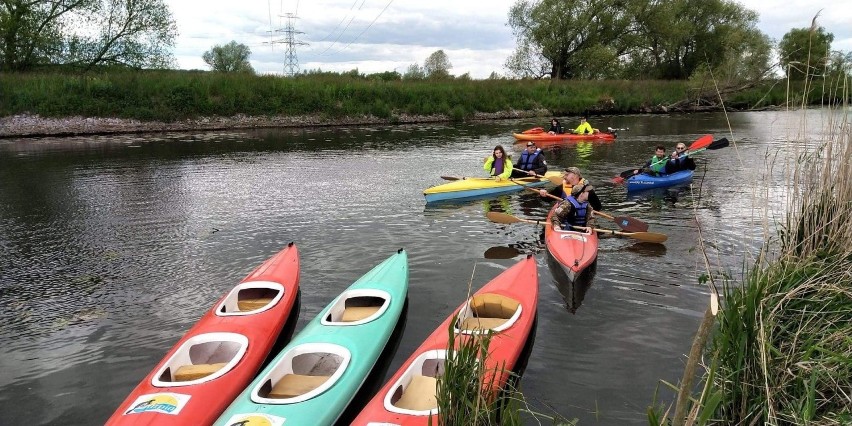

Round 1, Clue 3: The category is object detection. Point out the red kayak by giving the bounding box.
[545,204,599,282]
[106,243,301,426]
[513,127,616,142]
[351,255,538,426]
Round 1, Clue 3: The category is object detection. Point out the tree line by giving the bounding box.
[1,0,848,85]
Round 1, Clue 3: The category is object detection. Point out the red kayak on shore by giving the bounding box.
[350,255,538,426]
[513,127,616,142]
[106,243,301,426]
[545,204,599,282]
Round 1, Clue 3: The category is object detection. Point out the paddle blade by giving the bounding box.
[440,175,463,181]
[631,231,668,243]
[486,211,522,224]
[619,169,636,179]
[708,138,730,150]
[613,216,649,233]
[688,134,713,151]
[611,176,625,184]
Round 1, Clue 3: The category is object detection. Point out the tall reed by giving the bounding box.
[653,48,851,425]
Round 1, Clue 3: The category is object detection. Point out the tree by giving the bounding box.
[779,26,833,80]
[1,0,177,71]
[506,0,634,79]
[423,49,452,79]
[202,41,254,73]
[403,63,425,80]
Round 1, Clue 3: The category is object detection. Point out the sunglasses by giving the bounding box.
[676,147,686,150]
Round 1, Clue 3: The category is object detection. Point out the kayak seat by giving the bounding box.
[462,293,521,331]
[395,375,438,411]
[341,306,381,321]
[269,374,331,398]
[237,297,274,312]
[173,362,228,382]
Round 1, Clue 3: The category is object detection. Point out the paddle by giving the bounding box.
[612,136,727,183]
[607,127,630,132]
[511,168,563,185]
[486,212,667,243]
[523,187,650,232]
[570,226,668,243]
[441,175,464,181]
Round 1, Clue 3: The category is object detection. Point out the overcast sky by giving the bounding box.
[165,0,852,78]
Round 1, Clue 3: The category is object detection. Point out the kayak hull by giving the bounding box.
[351,256,538,426]
[626,170,694,192]
[513,132,616,142]
[106,243,301,426]
[214,250,409,426]
[424,173,558,203]
[545,205,599,283]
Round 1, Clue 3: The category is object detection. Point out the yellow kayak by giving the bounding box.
[424,172,559,203]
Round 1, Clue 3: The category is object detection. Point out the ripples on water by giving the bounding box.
[0,110,839,424]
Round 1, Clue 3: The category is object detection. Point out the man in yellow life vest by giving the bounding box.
[539,167,602,211]
[572,117,599,135]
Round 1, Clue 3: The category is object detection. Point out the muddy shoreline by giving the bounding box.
[0,110,555,139]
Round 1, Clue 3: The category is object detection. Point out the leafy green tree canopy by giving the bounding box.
[423,49,452,79]
[202,41,254,73]
[779,26,833,80]
[1,0,177,72]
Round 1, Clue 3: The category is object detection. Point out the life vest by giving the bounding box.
[649,156,667,174]
[517,149,541,171]
[565,196,588,227]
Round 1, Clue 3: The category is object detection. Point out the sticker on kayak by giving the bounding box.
[560,234,587,242]
[223,413,286,426]
[123,392,191,415]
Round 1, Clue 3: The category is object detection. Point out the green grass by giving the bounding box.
[0,70,834,123]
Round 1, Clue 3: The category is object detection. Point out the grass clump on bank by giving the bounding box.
[651,84,851,424]
[0,69,832,124]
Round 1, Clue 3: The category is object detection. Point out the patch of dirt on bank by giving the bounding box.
[1,109,549,138]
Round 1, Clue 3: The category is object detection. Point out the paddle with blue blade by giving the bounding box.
[522,187,650,232]
[486,212,667,243]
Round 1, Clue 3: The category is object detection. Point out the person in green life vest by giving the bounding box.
[632,145,668,176]
[483,145,513,180]
[572,117,599,135]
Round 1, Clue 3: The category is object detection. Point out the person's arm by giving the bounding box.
[589,191,602,211]
[686,157,697,170]
[533,154,547,175]
[483,156,494,174]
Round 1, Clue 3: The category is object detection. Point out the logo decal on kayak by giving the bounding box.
[224,413,286,426]
[560,234,587,242]
[124,392,190,415]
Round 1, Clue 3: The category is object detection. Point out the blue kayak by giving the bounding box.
[626,170,694,192]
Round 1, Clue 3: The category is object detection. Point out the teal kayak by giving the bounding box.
[214,249,409,426]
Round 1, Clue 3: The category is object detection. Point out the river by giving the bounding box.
[0,110,833,424]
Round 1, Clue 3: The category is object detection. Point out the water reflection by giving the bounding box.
[547,253,597,314]
[483,245,522,259]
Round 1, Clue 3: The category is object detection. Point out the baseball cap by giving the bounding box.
[526,141,535,147]
[563,166,581,176]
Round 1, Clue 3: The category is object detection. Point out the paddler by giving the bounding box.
[483,145,513,180]
[539,167,602,211]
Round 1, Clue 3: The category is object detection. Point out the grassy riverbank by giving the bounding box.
[0,70,825,125]
[652,103,851,425]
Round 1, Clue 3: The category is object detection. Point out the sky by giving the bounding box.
[165,0,852,79]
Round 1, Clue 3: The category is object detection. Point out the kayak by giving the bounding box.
[214,249,409,426]
[545,205,599,283]
[350,255,538,426]
[513,127,616,142]
[107,243,301,426]
[423,172,559,203]
[625,170,694,192]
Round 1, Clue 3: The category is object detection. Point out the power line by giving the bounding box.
[332,0,394,55]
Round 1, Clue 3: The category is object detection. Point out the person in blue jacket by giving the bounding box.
[550,184,594,231]
[511,141,548,178]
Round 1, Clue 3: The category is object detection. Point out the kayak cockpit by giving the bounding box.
[152,332,248,387]
[321,289,391,326]
[251,343,351,404]
[384,350,446,415]
[454,293,522,334]
[216,281,285,316]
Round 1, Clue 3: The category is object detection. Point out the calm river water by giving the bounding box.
[0,110,833,424]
